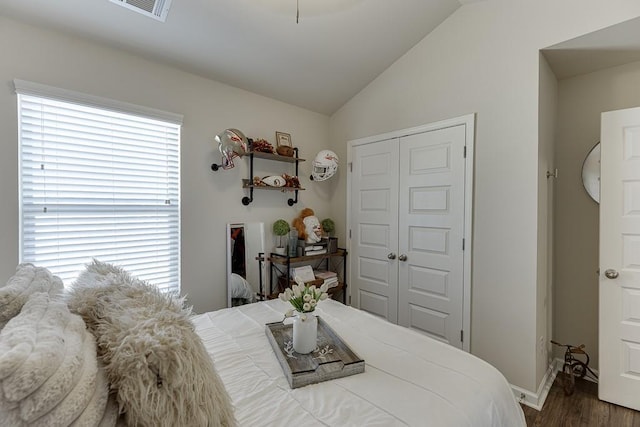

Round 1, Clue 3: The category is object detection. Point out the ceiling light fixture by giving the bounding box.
[251,0,362,20]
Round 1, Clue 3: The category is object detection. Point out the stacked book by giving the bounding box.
[297,240,327,256]
[314,270,338,289]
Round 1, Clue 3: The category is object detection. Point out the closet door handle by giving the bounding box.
[387,253,396,260]
[398,254,408,262]
[604,269,619,279]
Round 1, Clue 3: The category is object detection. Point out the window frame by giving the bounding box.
[15,79,183,293]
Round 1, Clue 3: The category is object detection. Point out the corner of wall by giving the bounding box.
[511,360,557,410]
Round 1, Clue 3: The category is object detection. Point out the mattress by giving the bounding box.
[192,299,526,426]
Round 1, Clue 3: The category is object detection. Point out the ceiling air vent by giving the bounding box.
[110,0,173,22]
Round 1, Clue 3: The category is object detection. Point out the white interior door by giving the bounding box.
[599,106,640,411]
[397,126,466,348]
[350,138,400,322]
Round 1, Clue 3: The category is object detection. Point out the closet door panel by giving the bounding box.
[398,125,466,348]
[350,138,399,322]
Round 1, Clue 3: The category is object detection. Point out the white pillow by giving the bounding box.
[0,264,63,330]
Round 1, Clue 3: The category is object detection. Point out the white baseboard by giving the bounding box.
[511,361,557,410]
[512,357,600,411]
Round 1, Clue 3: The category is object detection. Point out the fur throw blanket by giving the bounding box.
[0,263,64,330]
[0,291,116,426]
[67,260,236,427]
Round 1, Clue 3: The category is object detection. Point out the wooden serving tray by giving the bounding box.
[265,317,365,389]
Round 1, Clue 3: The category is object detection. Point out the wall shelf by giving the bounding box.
[256,247,348,304]
[241,149,305,206]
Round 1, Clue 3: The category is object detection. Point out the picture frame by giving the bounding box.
[275,131,292,147]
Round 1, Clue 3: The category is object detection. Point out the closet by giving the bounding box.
[347,115,474,350]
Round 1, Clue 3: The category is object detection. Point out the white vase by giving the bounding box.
[292,312,318,354]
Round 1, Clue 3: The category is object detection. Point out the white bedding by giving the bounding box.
[192,299,526,427]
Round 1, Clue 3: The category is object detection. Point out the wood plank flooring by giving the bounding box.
[522,374,640,426]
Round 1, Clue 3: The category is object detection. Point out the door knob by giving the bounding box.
[398,254,408,262]
[387,253,396,260]
[604,269,619,279]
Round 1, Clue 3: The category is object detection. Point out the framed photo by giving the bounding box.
[275,131,292,147]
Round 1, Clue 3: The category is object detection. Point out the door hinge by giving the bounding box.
[460,330,464,342]
[462,238,465,250]
[463,146,467,158]
[349,295,352,305]
[349,229,352,239]
[349,162,353,172]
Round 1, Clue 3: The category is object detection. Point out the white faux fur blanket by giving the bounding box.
[68,260,236,427]
[0,290,114,426]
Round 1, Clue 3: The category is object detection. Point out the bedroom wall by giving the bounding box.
[537,54,557,386]
[0,16,333,314]
[328,0,640,395]
[554,59,640,372]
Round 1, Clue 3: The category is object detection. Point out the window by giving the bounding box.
[16,80,181,293]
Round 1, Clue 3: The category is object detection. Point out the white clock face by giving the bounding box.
[581,142,600,203]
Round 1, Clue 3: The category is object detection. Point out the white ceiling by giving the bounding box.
[0,0,482,115]
[543,16,640,80]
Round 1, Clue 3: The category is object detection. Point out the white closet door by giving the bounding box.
[350,138,400,322]
[397,125,466,348]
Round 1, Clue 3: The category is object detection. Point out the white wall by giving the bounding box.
[329,0,640,394]
[0,17,333,314]
[554,59,640,371]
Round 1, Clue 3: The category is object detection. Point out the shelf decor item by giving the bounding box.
[275,131,292,147]
[279,276,329,354]
[310,150,338,181]
[288,229,298,257]
[273,219,290,255]
[211,128,249,171]
[321,218,335,237]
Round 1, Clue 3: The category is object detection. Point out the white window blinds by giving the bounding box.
[17,84,181,294]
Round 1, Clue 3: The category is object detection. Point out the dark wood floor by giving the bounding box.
[522,374,640,426]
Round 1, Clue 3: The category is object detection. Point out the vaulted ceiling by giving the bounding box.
[0,0,483,115]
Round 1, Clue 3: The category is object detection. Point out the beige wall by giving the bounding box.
[0,17,333,314]
[538,54,558,384]
[553,59,640,371]
[329,0,640,395]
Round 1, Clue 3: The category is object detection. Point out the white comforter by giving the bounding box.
[193,299,526,427]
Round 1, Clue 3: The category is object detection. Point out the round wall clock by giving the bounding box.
[581,142,600,203]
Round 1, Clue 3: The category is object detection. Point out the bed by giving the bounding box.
[192,298,526,427]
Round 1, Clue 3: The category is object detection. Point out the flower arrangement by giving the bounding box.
[279,276,329,317]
